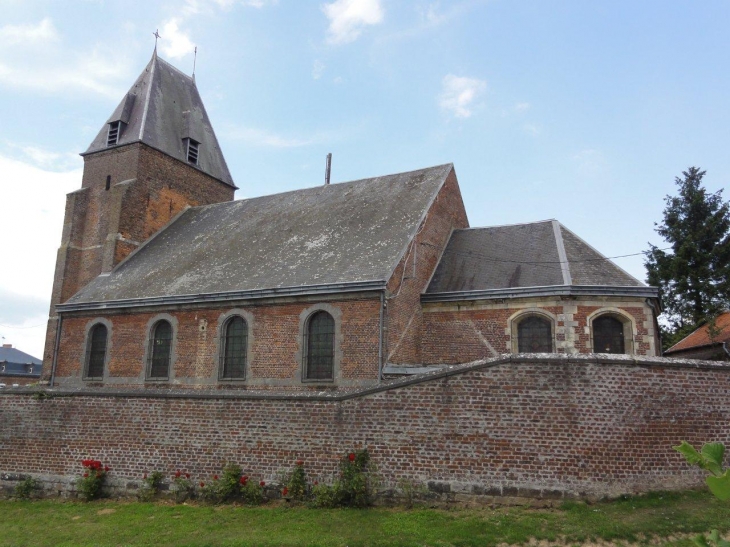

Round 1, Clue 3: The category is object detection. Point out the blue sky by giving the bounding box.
[1,0,729,358]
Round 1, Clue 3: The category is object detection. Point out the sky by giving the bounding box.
[1,0,729,359]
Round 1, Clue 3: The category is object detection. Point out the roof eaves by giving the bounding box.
[57,280,387,313]
[421,284,660,303]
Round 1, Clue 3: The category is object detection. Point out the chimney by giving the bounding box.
[325,153,332,185]
[2,344,11,348]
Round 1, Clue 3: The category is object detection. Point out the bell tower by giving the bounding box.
[42,51,237,379]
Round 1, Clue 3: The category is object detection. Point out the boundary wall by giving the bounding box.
[1,355,727,502]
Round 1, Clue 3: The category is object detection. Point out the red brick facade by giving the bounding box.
[1,356,725,501]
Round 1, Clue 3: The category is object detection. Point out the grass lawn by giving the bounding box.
[1,490,728,547]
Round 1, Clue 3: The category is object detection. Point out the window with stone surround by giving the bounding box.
[84,323,108,379]
[303,311,335,381]
[517,315,553,353]
[593,315,626,353]
[220,315,247,379]
[148,320,173,379]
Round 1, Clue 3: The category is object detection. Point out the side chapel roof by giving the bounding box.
[665,311,730,354]
[83,51,234,187]
[61,164,455,310]
[424,220,657,300]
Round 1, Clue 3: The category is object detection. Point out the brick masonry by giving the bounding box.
[0,355,724,501]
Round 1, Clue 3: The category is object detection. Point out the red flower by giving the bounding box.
[200,482,205,488]
[185,473,190,479]
[104,466,109,472]
[143,473,147,479]
[83,473,89,478]
[282,487,288,496]
[213,475,218,481]
[242,475,248,481]
[348,453,356,462]
[259,481,265,487]
[296,460,304,466]
[175,470,181,478]
[239,477,247,485]
[314,481,318,485]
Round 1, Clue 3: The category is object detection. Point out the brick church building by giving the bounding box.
[43,51,661,391]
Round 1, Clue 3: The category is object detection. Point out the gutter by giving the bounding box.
[57,280,386,313]
[378,290,385,383]
[422,284,659,303]
[724,342,730,360]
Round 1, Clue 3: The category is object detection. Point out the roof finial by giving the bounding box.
[192,46,197,82]
[153,28,162,51]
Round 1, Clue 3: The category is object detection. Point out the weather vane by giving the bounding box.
[153,29,162,50]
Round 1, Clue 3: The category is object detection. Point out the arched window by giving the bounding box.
[304,311,335,380]
[148,320,172,379]
[517,315,553,353]
[220,316,247,379]
[85,323,108,378]
[593,316,625,354]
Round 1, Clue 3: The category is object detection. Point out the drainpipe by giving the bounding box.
[49,314,63,388]
[723,342,730,361]
[378,291,385,382]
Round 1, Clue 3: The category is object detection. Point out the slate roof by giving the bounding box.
[61,164,455,309]
[665,311,730,354]
[425,220,655,299]
[0,346,42,377]
[83,51,234,187]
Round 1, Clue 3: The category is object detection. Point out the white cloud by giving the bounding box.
[0,18,58,46]
[182,0,277,16]
[160,19,196,59]
[523,123,540,137]
[322,0,384,45]
[438,74,486,118]
[312,60,326,79]
[0,154,81,357]
[515,102,531,112]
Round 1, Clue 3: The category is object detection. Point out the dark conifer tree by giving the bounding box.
[645,167,730,349]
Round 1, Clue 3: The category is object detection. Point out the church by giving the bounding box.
[42,51,660,391]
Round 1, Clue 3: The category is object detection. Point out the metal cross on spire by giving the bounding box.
[153,29,162,50]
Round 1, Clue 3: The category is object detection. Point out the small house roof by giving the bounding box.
[665,311,730,354]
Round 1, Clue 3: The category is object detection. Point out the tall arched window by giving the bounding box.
[85,323,108,378]
[304,311,335,380]
[517,315,553,353]
[148,320,172,379]
[593,316,625,353]
[220,316,247,379]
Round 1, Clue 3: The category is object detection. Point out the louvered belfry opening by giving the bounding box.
[593,316,625,353]
[221,316,247,379]
[86,324,108,378]
[305,311,335,380]
[107,121,121,147]
[149,320,172,378]
[186,138,199,165]
[517,316,552,353]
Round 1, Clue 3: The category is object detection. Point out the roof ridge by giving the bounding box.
[453,219,556,231]
[155,54,195,82]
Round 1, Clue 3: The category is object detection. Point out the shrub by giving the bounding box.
[138,471,164,502]
[171,470,193,503]
[240,475,265,505]
[14,476,40,499]
[200,464,246,504]
[311,449,376,508]
[286,459,309,501]
[76,459,108,501]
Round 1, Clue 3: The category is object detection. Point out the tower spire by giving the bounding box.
[192,46,197,82]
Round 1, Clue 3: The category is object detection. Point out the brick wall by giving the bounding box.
[54,295,381,390]
[422,297,657,363]
[1,355,725,501]
[385,168,469,365]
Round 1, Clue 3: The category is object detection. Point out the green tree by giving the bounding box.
[645,167,730,349]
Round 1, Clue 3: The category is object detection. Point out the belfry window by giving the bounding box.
[593,316,626,353]
[107,121,122,147]
[304,311,335,381]
[517,315,553,353]
[220,316,247,379]
[148,320,173,379]
[85,323,108,379]
[186,138,200,165]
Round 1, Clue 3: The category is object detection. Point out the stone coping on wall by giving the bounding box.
[2,353,728,402]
